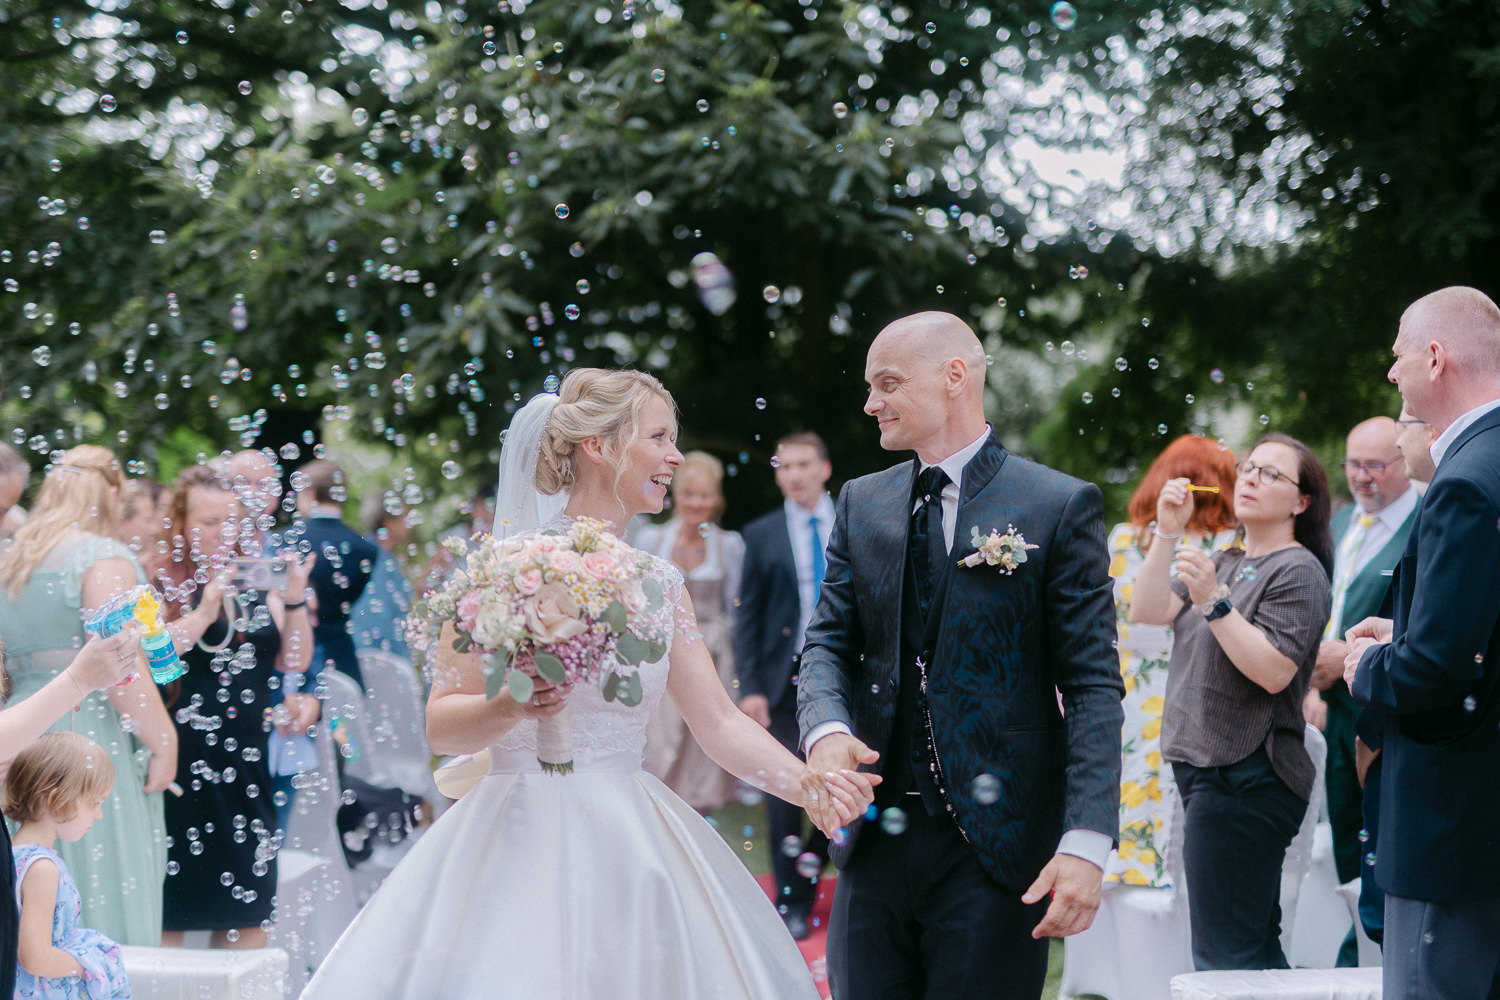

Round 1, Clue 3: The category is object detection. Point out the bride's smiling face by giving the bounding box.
[618,394,683,517]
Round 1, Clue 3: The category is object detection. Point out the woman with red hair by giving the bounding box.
[1104,435,1238,889]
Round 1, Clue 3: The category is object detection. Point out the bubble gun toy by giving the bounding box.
[85,585,185,685]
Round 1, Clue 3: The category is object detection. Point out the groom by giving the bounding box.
[798,312,1124,999]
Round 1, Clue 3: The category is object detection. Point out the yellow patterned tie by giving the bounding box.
[1325,513,1374,640]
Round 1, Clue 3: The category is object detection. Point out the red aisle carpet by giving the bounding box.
[755,872,836,999]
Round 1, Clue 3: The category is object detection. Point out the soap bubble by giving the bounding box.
[1050,2,1078,31]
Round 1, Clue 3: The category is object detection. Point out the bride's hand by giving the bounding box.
[803,766,882,836]
[494,679,570,720]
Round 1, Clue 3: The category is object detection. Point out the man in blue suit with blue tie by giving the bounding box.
[734,431,835,941]
[1345,286,1500,999]
[798,312,1124,999]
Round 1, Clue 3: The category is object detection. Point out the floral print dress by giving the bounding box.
[11,844,131,1000]
[1104,523,1237,888]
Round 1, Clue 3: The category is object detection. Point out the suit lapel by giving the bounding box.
[925,432,1008,643]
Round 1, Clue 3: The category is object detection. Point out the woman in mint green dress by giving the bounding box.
[0,446,178,946]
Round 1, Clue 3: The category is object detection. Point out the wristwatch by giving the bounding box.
[1195,583,1233,621]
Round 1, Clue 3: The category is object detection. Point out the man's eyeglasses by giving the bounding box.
[1339,459,1401,474]
[1395,418,1428,427]
[1235,461,1296,487]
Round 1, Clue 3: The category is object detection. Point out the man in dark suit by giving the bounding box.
[293,459,379,690]
[798,312,1124,999]
[732,431,835,941]
[1305,416,1418,962]
[1345,286,1500,999]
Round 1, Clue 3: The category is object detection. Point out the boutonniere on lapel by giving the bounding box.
[957,524,1038,575]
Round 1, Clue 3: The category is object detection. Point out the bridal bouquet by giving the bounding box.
[409,516,669,774]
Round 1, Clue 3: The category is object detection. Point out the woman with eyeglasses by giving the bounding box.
[1131,432,1333,971]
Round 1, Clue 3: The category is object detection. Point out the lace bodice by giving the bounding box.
[492,533,687,759]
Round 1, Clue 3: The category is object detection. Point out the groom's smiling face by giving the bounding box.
[863,336,946,454]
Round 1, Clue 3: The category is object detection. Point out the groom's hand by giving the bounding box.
[803,733,879,834]
[1023,853,1103,939]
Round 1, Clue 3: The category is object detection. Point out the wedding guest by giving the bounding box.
[635,451,744,812]
[5,732,132,1000]
[1345,286,1500,999]
[0,446,177,946]
[1305,416,1417,965]
[117,477,166,557]
[292,460,378,689]
[1104,435,1237,889]
[351,492,415,659]
[0,631,142,998]
[1394,406,1436,487]
[150,465,315,949]
[0,445,29,540]
[734,432,835,941]
[1132,432,1333,971]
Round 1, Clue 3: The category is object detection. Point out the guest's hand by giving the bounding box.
[738,694,771,729]
[1302,688,1327,731]
[1171,546,1219,605]
[280,552,317,604]
[1344,616,1394,645]
[1311,640,1347,691]
[1344,636,1381,690]
[1355,736,1381,788]
[1024,853,1103,938]
[142,734,178,795]
[67,630,143,692]
[277,692,322,735]
[804,732,879,833]
[1155,477,1194,538]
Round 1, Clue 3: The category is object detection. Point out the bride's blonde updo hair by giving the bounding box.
[535,369,676,495]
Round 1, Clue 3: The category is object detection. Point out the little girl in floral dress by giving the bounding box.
[3,732,131,1000]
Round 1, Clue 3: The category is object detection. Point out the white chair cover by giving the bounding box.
[119,945,287,1000]
[354,647,443,811]
[270,698,360,995]
[1288,822,1352,968]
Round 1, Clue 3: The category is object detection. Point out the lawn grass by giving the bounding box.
[706,798,1065,999]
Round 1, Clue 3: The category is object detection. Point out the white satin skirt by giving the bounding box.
[301,747,819,999]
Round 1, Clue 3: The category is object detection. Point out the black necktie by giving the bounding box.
[910,466,950,620]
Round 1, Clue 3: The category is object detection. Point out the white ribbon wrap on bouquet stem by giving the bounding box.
[536,701,575,775]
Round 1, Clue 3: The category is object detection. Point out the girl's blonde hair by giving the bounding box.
[535,369,676,496]
[1,731,116,824]
[0,445,124,599]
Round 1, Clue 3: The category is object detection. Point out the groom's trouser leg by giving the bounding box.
[768,704,827,916]
[829,801,1048,1000]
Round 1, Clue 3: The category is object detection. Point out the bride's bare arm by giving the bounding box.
[667,589,879,825]
[425,622,565,755]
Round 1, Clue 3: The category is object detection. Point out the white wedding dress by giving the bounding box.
[300,553,819,1000]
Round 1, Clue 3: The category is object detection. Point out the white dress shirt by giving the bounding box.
[1344,484,1420,580]
[1430,397,1500,467]
[809,428,1110,872]
[785,494,836,651]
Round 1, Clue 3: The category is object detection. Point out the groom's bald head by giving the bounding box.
[864,311,989,462]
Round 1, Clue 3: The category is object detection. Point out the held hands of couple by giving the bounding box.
[1342,615,1394,689]
[1023,853,1104,939]
[802,732,882,838]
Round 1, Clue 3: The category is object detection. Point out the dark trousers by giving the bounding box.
[828,800,1048,1000]
[767,703,827,915]
[1322,691,1365,965]
[1384,891,1500,999]
[1173,748,1307,971]
[1357,756,1384,945]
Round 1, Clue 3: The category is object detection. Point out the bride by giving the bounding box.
[300,369,879,999]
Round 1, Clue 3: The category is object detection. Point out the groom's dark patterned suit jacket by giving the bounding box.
[798,431,1125,890]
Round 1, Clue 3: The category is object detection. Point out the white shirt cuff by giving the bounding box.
[803,721,852,756]
[1056,829,1113,873]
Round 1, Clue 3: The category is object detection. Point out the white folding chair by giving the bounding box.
[1289,822,1352,968]
[354,647,443,812]
[270,702,360,996]
[1278,725,1327,957]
